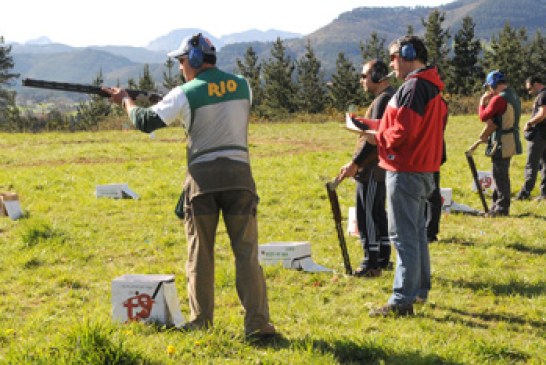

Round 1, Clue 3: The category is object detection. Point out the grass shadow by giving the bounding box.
[436,236,476,246]
[512,212,546,220]
[302,337,462,365]
[446,306,544,330]
[250,335,463,364]
[438,276,545,298]
[506,242,546,255]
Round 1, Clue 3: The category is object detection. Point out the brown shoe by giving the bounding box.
[369,303,414,317]
[246,323,279,340]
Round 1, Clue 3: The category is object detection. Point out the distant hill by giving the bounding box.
[9,0,545,103]
[217,0,546,75]
[146,29,224,53]
[145,28,302,52]
[219,29,301,45]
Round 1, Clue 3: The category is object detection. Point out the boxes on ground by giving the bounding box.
[347,207,359,237]
[0,193,24,220]
[440,188,452,211]
[111,274,184,328]
[259,241,331,272]
[471,171,495,194]
[96,183,139,199]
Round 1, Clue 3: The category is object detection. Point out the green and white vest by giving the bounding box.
[181,68,251,166]
[486,87,522,158]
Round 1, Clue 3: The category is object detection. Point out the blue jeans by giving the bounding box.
[386,171,434,305]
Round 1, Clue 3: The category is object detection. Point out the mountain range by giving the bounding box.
[9,0,545,103]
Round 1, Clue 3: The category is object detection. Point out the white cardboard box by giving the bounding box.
[96,183,139,199]
[471,171,495,194]
[259,241,331,272]
[440,188,453,210]
[111,274,184,328]
[347,207,359,237]
[0,193,24,220]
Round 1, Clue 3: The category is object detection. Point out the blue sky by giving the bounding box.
[2,0,454,47]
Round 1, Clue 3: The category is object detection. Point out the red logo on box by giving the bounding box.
[123,293,155,321]
[480,177,492,189]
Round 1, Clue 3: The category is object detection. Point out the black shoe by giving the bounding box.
[369,303,414,317]
[485,210,508,218]
[379,261,394,270]
[514,191,530,201]
[353,265,382,277]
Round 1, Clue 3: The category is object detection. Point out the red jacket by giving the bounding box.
[374,66,447,172]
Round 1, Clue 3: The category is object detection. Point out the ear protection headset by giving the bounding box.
[399,41,417,61]
[188,33,205,69]
[370,60,389,83]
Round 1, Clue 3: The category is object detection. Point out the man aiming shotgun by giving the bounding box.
[102,33,277,340]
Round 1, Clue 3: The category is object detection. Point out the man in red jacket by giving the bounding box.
[360,36,447,316]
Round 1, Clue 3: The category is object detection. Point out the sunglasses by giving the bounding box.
[360,73,368,79]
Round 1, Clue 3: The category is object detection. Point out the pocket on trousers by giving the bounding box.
[500,133,515,158]
[174,190,185,219]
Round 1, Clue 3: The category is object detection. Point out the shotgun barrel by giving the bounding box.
[22,78,163,104]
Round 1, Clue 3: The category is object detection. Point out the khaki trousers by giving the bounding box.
[184,189,270,334]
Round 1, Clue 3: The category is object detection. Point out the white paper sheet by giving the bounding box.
[4,200,23,220]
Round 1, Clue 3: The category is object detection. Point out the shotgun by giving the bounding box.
[22,78,163,104]
[465,150,489,214]
[325,178,353,275]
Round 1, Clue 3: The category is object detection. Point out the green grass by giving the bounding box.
[0,115,544,364]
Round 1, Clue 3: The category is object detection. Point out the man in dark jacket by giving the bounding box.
[515,75,546,201]
[359,36,447,316]
[338,59,395,277]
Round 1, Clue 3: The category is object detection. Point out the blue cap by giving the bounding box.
[483,70,506,88]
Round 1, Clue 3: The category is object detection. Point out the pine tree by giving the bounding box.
[527,30,546,82]
[75,71,111,130]
[0,36,21,131]
[328,52,362,111]
[447,16,482,95]
[261,38,297,115]
[422,9,450,78]
[135,64,157,108]
[163,57,184,90]
[360,32,388,63]
[483,22,528,95]
[236,46,263,108]
[139,64,156,92]
[295,40,327,114]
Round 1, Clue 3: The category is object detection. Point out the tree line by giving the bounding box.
[1,10,545,132]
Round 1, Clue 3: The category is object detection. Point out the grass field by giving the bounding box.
[0,115,544,364]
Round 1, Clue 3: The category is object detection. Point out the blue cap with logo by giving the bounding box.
[483,70,506,88]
